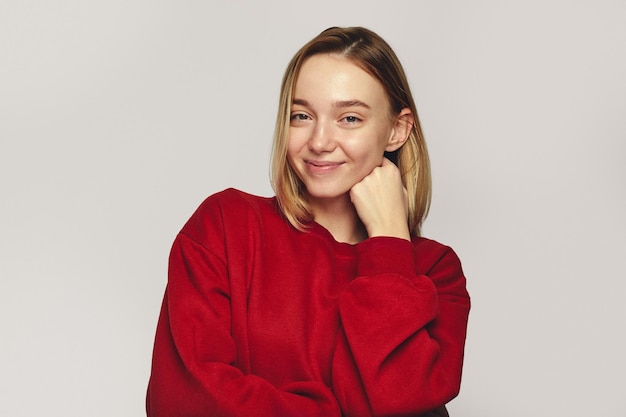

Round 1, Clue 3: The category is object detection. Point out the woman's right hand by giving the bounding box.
[349,157,410,241]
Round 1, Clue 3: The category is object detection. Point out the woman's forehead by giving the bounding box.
[293,54,387,109]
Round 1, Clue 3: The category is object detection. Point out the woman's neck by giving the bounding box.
[308,195,367,244]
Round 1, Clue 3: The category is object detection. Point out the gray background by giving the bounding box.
[1,1,624,416]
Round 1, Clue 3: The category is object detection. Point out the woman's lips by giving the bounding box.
[305,160,343,174]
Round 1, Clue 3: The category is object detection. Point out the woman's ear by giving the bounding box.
[386,108,414,152]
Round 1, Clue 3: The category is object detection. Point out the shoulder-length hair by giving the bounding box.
[270,26,431,237]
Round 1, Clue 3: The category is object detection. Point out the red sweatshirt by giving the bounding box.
[146,188,470,417]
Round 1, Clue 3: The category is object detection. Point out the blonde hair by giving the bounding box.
[270,26,431,236]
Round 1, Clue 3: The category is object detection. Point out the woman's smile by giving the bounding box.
[305,159,345,175]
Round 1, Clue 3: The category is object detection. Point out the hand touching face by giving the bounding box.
[287,54,413,239]
[349,157,411,240]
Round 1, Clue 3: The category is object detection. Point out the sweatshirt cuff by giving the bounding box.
[355,237,416,278]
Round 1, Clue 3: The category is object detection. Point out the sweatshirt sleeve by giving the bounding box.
[332,237,470,417]
[146,207,341,417]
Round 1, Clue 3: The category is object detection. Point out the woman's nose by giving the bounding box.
[307,122,336,153]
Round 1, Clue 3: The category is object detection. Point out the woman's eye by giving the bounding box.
[342,115,361,123]
[290,113,310,121]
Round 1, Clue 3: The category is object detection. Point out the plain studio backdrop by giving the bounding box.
[1,1,624,416]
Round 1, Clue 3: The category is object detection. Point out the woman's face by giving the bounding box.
[287,54,398,204]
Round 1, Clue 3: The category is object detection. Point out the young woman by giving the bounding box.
[147,27,470,417]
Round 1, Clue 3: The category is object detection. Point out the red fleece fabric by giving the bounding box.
[146,188,470,417]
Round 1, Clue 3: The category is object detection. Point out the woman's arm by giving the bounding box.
[332,237,470,417]
[146,229,341,417]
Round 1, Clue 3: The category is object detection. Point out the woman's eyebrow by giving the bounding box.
[292,98,309,106]
[291,98,371,109]
[333,99,371,109]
